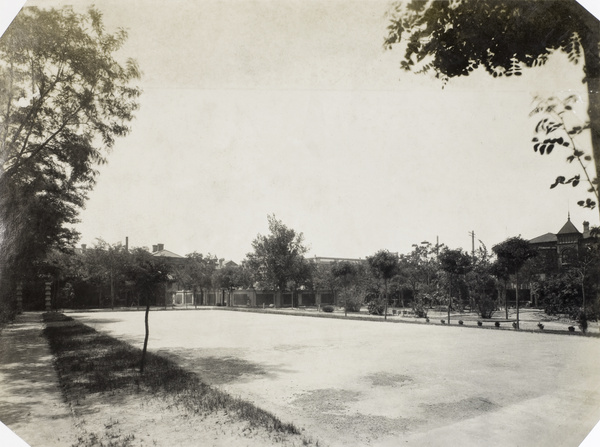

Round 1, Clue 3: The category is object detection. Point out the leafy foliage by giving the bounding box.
[331,261,365,312]
[492,237,537,275]
[246,215,310,291]
[466,245,497,318]
[385,0,600,222]
[367,249,400,317]
[531,96,598,210]
[385,0,596,82]
[539,273,582,318]
[439,248,472,277]
[0,6,140,317]
[367,298,386,316]
[178,252,219,293]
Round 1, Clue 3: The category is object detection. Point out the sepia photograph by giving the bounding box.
[1,0,600,445]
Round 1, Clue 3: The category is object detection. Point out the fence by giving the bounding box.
[165,289,340,309]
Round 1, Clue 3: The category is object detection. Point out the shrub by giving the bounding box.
[440,319,446,324]
[322,305,334,313]
[494,321,500,328]
[568,326,575,332]
[367,298,385,316]
[477,296,496,319]
[458,320,464,325]
[338,287,363,313]
[477,321,482,327]
[412,298,428,318]
[425,317,430,323]
[512,322,517,329]
[540,273,582,319]
[537,322,544,330]
[344,300,362,313]
[578,312,588,334]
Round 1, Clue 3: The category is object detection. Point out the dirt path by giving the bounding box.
[0,312,80,447]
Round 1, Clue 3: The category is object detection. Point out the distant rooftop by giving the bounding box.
[151,243,184,259]
[529,217,592,244]
[313,256,365,264]
[556,218,581,235]
[152,249,185,259]
[529,232,557,244]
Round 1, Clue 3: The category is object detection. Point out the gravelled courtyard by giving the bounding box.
[71,309,600,446]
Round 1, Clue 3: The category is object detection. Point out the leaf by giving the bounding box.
[546,144,554,154]
[550,176,566,188]
[535,119,547,133]
[585,155,592,161]
[572,180,579,187]
[578,200,585,206]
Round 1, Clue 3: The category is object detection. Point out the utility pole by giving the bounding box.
[468,231,475,260]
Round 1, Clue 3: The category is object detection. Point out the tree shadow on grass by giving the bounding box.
[156,348,296,385]
[66,317,131,325]
[36,313,306,441]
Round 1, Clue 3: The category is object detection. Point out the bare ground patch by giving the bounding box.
[291,388,413,444]
[420,396,500,424]
[292,388,360,414]
[364,372,413,387]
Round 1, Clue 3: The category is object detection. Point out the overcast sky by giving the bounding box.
[4,0,600,261]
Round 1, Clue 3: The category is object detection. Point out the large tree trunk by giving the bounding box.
[581,23,600,221]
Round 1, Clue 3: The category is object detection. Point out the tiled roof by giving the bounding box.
[557,219,580,235]
[529,232,557,244]
[152,249,185,259]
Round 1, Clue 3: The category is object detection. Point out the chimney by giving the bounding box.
[152,245,158,253]
[81,244,87,250]
[125,236,129,252]
[157,243,164,251]
[583,221,590,235]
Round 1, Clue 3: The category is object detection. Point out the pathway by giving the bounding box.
[0,312,79,447]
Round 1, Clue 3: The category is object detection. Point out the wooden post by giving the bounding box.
[45,282,52,311]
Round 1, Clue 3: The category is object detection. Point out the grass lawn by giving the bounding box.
[70,308,600,446]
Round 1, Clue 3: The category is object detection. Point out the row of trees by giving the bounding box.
[2,2,600,326]
[41,213,600,329]
[0,6,141,322]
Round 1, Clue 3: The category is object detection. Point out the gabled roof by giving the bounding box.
[152,249,185,259]
[529,232,557,244]
[557,218,580,235]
